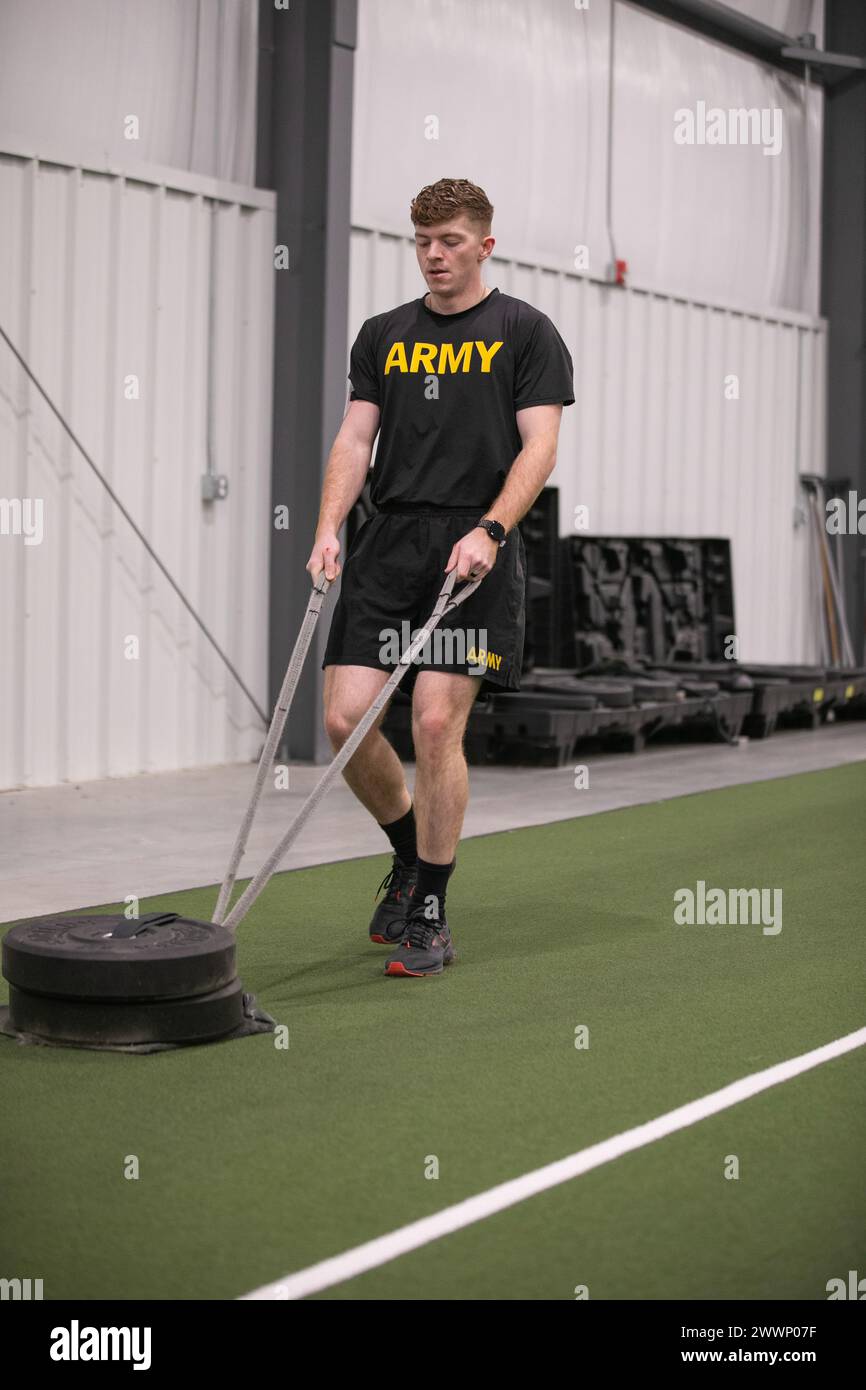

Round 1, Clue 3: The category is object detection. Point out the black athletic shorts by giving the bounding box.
[322,504,526,694]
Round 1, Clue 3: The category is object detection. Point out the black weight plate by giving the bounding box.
[495,689,598,711]
[2,914,236,1002]
[528,667,585,683]
[676,679,721,696]
[588,674,678,703]
[572,680,634,708]
[535,667,678,703]
[631,678,679,701]
[650,665,754,692]
[741,664,826,680]
[8,977,245,1046]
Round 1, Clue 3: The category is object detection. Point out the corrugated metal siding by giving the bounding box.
[349,227,827,664]
[0,0,258,186]
[0,149,275,789]
[351,0,825,317]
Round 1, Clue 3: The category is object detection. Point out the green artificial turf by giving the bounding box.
[1,762,864,1300]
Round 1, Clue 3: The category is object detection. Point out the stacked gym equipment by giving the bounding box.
[379,485,866,766]
[0,912,263,1052]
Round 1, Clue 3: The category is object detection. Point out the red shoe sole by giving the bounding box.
[385,961,433,977]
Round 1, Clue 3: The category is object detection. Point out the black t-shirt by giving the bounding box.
[347,286,575,509]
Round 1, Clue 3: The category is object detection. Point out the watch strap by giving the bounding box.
[477,518,507,546]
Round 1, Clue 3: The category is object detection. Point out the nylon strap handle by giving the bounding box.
[221,567,483,933]
[110,912,180,939]
[212,573,332,925]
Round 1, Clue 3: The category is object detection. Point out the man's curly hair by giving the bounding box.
[409,178,493,235]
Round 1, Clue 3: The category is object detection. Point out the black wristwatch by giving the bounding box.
[476,517,507,548]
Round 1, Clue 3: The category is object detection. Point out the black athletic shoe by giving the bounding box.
[384,908,456,976]
[369,855,417,945]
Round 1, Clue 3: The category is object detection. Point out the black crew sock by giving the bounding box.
[415,857,456,923]
[379,804,417,866]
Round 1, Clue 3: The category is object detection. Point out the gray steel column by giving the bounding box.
[822,0,866,665]
[256,0,357,761]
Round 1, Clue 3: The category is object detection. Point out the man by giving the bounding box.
[306,177,574,977]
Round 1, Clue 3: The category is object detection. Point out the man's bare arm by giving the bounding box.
[482,403,563,532]
[307,400,380,581]
[445,404,564,581]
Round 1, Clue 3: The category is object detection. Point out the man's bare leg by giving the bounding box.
[381,669,481,973]
[322,664,410,823]
[411,669,482,862]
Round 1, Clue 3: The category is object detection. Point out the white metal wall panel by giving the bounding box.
[352,0,823,317]
[348,228,826,663]
[0,150,275,789]
[617,0,823,318]
[0,0,258,186]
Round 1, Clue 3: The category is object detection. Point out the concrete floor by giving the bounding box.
[2,722,864,925]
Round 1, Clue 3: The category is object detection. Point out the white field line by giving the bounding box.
[240,1026,866,1300]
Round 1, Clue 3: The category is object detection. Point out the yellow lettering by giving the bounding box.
[384,342,409,374]
[475,340,503,373]
[410,342,439,373]
[383,339,504,373]
[383,341,505,375]
[437,342,473,373]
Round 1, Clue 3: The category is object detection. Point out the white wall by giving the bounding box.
[351,0,824,316]
[0,148,276,790]
[349,0,827,662]
[0,0,258,185]
[0,0,271,790]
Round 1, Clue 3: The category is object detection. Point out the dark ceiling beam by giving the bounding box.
[630,0,861,86]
